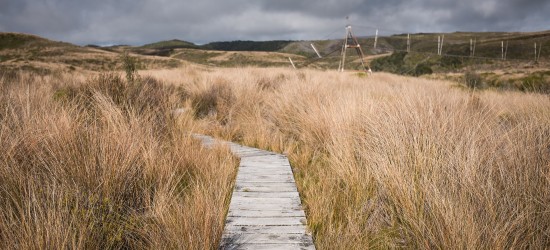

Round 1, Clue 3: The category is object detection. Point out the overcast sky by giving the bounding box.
[1,0,549,46]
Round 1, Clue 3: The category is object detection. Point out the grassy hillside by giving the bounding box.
[141,39,198,49]
[362,31,550,92]
[2,31,549,88]
[201,40,293,52]
[170,48,306,68]
[0,32,75,50]
[0,32,184,74]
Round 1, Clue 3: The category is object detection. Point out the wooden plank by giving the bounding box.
[239,162,290,167]
[224,225,308,234]
[237,171,291,177]
[225,217,305,226]
[236,176,294,183]
[228,203,302,211]
[235,186,298,192]
[236,174,293,180]
[236,180,295,184]
[228,209,305,217]
[230,197,301,204]
[236,171,293,177]
[232,191,299,198]
[221,233,314,245]
[237,167,291,173]
[220,244,315,250]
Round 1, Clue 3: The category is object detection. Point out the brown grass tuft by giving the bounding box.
[0,71,237,249]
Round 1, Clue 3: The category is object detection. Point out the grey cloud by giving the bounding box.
[0,0,549,45]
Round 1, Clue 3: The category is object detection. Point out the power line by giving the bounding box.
[295,23,546,70]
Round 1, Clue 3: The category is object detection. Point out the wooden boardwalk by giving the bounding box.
[194,134,315,250]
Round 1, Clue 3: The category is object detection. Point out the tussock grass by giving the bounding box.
[173,67,550,249]
[0,72,237,249]
[2,66,548,249]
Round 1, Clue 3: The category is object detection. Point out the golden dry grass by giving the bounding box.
[161,67,550,249]
[0,71,237,249]
[1,65,549,249]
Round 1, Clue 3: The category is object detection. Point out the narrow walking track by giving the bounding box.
[193,134,315,250]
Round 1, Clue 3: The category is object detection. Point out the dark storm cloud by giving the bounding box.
[1,0,549,45]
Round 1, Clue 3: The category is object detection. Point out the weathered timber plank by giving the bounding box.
[220,244,315,250]
[232,191,299,198]
[236,176,294,183]
[221,233,314,245]
[224,225,308,234]
[235,185,296,192]
[229,197,301,204]
[234,186,298,192]
[225,217,305,227]
[228,203,302,211]
[228,209,305,217]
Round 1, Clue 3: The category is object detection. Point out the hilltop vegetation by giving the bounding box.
[141,39,198,49]
[0,32,74,50]
[201,40,293,52]
[1,31,549,92]
[0,32,183,74]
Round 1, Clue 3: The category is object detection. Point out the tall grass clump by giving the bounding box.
[0,71,237,249]
[178,67,550,249]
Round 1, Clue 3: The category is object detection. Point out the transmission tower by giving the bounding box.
[338,25,368,72]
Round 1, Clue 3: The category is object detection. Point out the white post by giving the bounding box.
[535,43,537,62]
[288,57,296,69]
[437,36,441,55]
[504,41,508,60]
[441,35,444,55]
[501,41,504,60]
[375,29,379,49]
[537,42,543,61]
[407,33,411,52]
[473,38,476,57]
[339,26,350,72]
[470,39,473,57]
[310,44,322,58]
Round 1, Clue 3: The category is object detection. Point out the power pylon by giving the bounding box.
[338,25,368,72]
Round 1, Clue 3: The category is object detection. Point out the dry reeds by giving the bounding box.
[0,72,237,249]
[2,66,548,249]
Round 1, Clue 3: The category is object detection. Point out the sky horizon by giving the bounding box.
[1,0,549,46]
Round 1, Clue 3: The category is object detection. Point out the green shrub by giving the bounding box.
[440,56,462,69]
[191,81,234,124]
[464,71,483,89]
[414,63,433,76]
[520,72,550,93]
[120,52,138,83]
[371,52,408,73]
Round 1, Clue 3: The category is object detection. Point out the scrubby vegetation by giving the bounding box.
[201,40,293,52]
[0,69,237,249]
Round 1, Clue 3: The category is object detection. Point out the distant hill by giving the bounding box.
[2,31,549,75]
[141,39,198,49]
[201,40,293,52]
[365,31,550,76]
[0,32,78,50]
[0,32,184,74]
